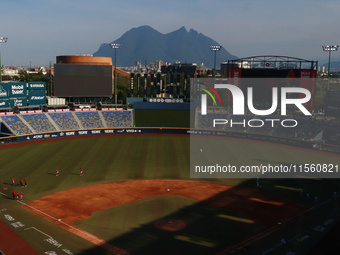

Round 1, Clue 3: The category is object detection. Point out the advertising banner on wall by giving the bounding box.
[9,82,27,98]
[0,100,9,108]
[0,83,9,99]
[28,82,46,90]
[28,90,46,105]
[156,73,161,94]
[136,73,140,96]
[150,73,154,96]
[144,74,147,95]
[10,98,28,107]
[130,73,134,95]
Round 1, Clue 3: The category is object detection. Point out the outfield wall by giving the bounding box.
[13,128,187,143]
[0,127,339,153]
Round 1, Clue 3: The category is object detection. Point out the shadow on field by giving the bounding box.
[77,178,340,255]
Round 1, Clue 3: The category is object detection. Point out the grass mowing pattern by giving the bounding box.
[73,195,197,240]
[0,136,190,201]
[1,135,340,255]
[1,135,339,202]
[73,193,266,255]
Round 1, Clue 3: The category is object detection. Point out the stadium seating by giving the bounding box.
[101,111,133,127]
[49,112,80,130]
[0,111,134,135]
[1,115,33,135]
[1,109,338,146]
[21,114,57,133]
[74,112,104,129]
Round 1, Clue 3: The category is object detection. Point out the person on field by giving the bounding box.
[16,191,19,201]
[12,177,15,186]
[24,178,27,187]
[80,167,83,176]
[19,191,23,201]
[19,178,23,187]
[12,189,15,200]
[56,168,59,176]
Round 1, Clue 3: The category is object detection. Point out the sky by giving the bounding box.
[0,0,339,67]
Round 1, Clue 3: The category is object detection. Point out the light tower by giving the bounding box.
[210,45,222,77]
[322,45,339,78]
[0,36,8,83]
[110,43,122,108]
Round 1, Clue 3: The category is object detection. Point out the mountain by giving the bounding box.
[320,60,340,70]
[93,25,237,68]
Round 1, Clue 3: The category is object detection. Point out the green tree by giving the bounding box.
[16,70,52,96]
[117,76,130,104]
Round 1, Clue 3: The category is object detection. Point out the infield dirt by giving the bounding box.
[23,179,306,253]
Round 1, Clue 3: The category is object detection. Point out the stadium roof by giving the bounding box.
[225,55,318,70]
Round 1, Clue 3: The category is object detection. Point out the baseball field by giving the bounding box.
[1,134,340,255]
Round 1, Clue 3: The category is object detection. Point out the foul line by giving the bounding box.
[24,227,52,239]
[216,195,339,255]
[0,191,9,197]
[9,198,130,255]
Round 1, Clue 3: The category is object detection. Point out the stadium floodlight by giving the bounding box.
[0,36,8,83]
[322,45,339,51]
[322,45,339,78]
[110,43,122,108]
[210,45,222,77]
[0,37,8,43]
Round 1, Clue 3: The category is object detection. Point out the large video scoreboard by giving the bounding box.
[54,64,113,97]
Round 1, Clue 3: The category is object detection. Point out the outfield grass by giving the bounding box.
[1,135,191,201]
[191,136,339,170]
[1,135,340,255]
[2,135,337,201]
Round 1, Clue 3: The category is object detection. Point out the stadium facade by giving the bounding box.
[221,55,318,112]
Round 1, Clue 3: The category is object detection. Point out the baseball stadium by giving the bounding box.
[0,55,340,255]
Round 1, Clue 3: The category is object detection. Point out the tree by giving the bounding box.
[117,76,130,104]
[16,70,52,96]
